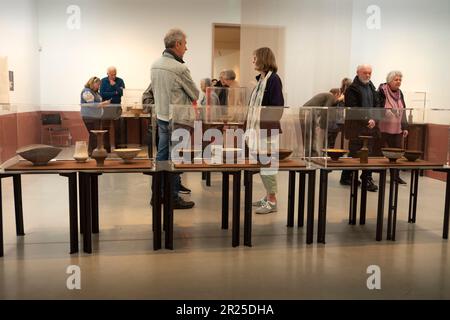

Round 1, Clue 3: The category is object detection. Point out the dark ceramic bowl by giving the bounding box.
[382,148,405,163]
[17,144,62,166]
[323,149,349,161]
[404,150,422,162]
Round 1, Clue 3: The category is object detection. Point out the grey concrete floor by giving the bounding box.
[0,170,449,299]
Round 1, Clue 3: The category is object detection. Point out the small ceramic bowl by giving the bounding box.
[404,150,422,162]
[382,148,405,163]
[323,149,349,161]
[114,148,141,163]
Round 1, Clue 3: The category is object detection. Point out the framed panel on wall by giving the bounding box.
[0,56,10,104]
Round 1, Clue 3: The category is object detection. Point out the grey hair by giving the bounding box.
[201,78,212,87]
[386,70,403,83]
[357,64,372,72]
[164,28,186,49]
[107,66,116,73]
[223,69,236,81]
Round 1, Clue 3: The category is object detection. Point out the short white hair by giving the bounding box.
[357,64,372,72]
[386,70,403,83]
[107,66,117,73]
[164,28,186,49]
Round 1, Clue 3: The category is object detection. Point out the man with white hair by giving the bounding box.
[340,64,381,192]
[151,28,199,209]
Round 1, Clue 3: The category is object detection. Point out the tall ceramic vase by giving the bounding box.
[358,135,372,164]
[91,130,108,166]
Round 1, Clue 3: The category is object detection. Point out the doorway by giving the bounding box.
[212,24,241,82]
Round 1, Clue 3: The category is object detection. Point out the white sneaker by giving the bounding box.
[255,201,277,214]
[252,197,267,207]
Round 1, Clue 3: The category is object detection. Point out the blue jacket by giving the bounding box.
[100,77,125,104]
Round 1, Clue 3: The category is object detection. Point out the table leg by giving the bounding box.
[392,169,399,241]
[206,172,211,187]
[91,174,100,234]
[244,171,253,247]
[376,170,387,241]
[306,171,316,245]
[317,170,328,244]
[61,173,79,254]
[443,171,450,239]
[412,170,419,223]
[82,173,92,253]
[287,171,296,228]
[0,179,3,257]
[349,170,359,225]
[232,172,241,247]
[164,171,174,250]
[12,175,25,236]
[360,171,368,225]
[149,172,162,250]
[222,172,229,230]
[387,169,399,241]
[298,172,306,228]
[78,173,85,235]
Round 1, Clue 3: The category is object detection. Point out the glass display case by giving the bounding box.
[168,104,311,167]
[1,103,156,171]
[309,106,450,169]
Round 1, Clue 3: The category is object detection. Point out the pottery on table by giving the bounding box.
[73,141,89,163]
[250,148,293,162]
[114,148,141,163]
[16,144,62,166]
[323,149,349,161]
[382,148,405,163]
[91,130,108,166]
[358,135,372,164]
[404,150,423,162]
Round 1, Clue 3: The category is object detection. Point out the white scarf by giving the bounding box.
[247,71,272,152]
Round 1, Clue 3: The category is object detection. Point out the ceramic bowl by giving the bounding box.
[382,148,405,163]
[250,149,293,162]
[404,150,422,162]
[323,149,349,161]
[16,144,62,166]
[114,148,141,163]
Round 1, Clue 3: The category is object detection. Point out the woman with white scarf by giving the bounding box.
[248,47,285,214]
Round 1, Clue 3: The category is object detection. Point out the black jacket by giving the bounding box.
[344,76,381,139]
[257,72,285,134]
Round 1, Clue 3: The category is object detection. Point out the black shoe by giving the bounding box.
[173,197,195,209]
[179,183,191,194]
[340,178,361,186]
[396,177,407,185]
[366,178,378,192]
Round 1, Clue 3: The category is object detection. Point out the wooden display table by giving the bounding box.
[312,157,447,244]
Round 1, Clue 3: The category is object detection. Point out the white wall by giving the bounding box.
[350,0,450,123]
[241,0,354,107]
[37,0,241,109]
[0,0,41,110]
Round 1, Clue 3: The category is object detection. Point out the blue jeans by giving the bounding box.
[156,119,180,198]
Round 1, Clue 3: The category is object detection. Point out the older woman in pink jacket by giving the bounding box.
[378,71,409,184]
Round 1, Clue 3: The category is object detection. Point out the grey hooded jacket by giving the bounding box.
[151,51,199,124]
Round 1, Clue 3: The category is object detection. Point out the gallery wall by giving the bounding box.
[0,0,41,110]
[37,0,241,108]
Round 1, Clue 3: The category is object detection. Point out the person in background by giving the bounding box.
[80,76,111,155]
[340,64,381,192]
[378,70,409,184]
[302,89,341,155]
[100,66,126,148]
[151,28,199,209]
[199,78,220,106]
[248,47,284,214]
